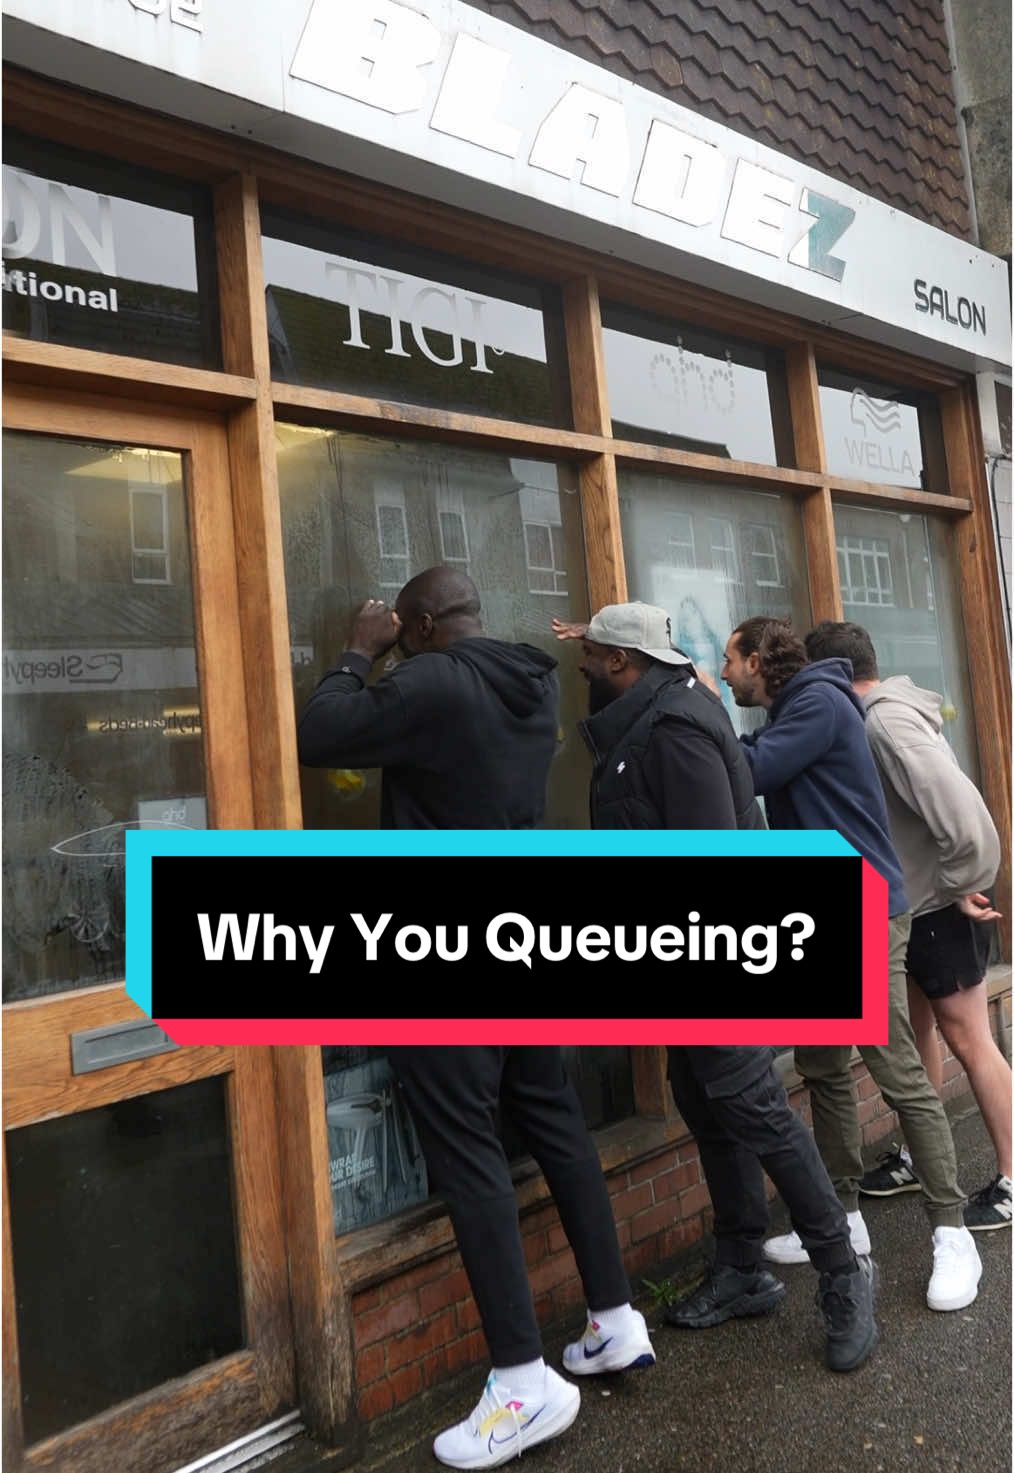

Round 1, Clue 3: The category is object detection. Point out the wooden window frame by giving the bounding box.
[3,66,1010,1453]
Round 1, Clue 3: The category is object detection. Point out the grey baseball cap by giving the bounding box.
[585,601,693,666]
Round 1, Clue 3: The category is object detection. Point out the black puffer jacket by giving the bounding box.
[580,664,764,831]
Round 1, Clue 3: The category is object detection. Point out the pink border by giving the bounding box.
[158,861,890,1048]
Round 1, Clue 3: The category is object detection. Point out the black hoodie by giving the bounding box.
[297,637,560,829]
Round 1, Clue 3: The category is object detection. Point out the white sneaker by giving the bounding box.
[926,1226,983,1312]
[433,1367,580,1469]
[764,1210,871,1265]
[562,1309,656,1375]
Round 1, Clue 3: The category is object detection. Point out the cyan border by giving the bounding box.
[125,828,857,1018]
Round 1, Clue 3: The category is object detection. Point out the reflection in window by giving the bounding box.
[261,207,570,426]
[836,535,894,607]
[2,132,219,369]
[832,503,977,778]
[2,433,207,1001]
[601,303,793,466]
[818,366,945,491]
[619,472,810,735]
[277,427,590,829]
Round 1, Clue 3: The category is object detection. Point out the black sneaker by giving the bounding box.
[859,1146,920,1196]
[964,1174,1013,1231]
[817,1255,879,1372]
[664,1263,786,1329]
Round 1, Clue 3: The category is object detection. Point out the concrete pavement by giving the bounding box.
[272,1107,1011,1473]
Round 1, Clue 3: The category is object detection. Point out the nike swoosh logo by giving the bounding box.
[489,1406,543,1449]
[583,1336,614,1359]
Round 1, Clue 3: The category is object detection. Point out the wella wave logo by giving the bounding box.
[845,389,916,480]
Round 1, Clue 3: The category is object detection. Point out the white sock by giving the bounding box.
[998,1175,1012,1191]
[847,1210,865,1226]
[587,1302,637,1335]
[492,1357,546,1399]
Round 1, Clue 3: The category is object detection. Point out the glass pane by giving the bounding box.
[832,502,978,778]
[8,1077,243,1445]
[3,132,219,369]
[601,303,792,465]
[818,365,945,491]
[278,426,590,827]
[619,470,811,735]
[322,1048,429,1235]
[560,1047,635,1131]
[261,208,570,426]
[2,433,207,1001]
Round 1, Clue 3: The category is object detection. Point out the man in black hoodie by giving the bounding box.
[298,568,654,1470]
[297,565,558,829]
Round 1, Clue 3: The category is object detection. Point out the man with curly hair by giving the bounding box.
[720,616,983,1315]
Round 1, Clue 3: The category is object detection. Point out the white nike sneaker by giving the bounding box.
[926,1225,982,1312]
[763,1210,871,1265]
[432,1367,580,1469]
[562,1309,656,1375]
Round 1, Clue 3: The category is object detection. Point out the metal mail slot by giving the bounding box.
[71,1020,180,1075]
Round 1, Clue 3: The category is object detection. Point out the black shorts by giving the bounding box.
[906,903,993,999]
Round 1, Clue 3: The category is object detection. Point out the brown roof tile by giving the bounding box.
[462,0,973,238]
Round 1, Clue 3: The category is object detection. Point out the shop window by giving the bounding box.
[2,432,207,1001]
[261,207,570,426]
[600,303,793,467]
[321,1046,634,1235]
[277,427,590,829]
[818,366,946,491]
[2,131,220,369]
[619,471,810,735]
[832,502,978,779]
[7,1076,242,1444]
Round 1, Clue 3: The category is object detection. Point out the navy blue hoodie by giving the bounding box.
[740,658,909,916]
[297,637,559,829]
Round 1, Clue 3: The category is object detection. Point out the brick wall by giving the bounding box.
[353,993,1009,1421]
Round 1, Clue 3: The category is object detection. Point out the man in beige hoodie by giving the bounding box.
[805,622,1010,1233]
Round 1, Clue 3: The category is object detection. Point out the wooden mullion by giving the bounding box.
[785,343,840,624]
[940,384,1012,956]
[2,1135,23,1473]
[272,1049,360,1457]
[631,1048,676,1121]
[214,174,302,829]
[563,276,627,606]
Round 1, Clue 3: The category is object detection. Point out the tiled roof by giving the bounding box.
[462,0,973,238]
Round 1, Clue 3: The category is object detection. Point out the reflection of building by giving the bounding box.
[2,1,1010,1469]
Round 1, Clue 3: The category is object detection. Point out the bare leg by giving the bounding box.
[908,981,945,1094]
[932,985,1012,1179]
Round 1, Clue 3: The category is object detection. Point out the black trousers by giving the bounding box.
[388,1046,630,1366]
[668,1047,855,1275]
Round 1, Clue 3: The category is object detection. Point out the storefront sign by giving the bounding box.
[3,0,1009,369]
[3,646,197,694]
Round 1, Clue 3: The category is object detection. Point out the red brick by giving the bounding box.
[419,1267,471,1318]
[446,1329,486,1376]
[422,1349,451,1388]
[856,1071,879,1100]
[630,1200,677,1244]
[547,1224,569,1255]
[676,1143,700,1164]
[654,1163,699,1201]
[629,1154,668,1186]
[615,1218,631,1249]
[528,1252,578,1298]
[388,1308,457,1372]
[389,1363,424,1406]
[456,1297,483,1334]
[610,1183,653,1220]
[534,1292,554,1323]
[679,1182,712,1218]
[360,1381,395,1421]
[353,1286,383,1314]
[523,1229,548,1267]
[394,1257,452,1296]
[357,1342,387,1388]
[356,1291,420,1348]
[856,1097,877,1126]
[607,1170,632,1196]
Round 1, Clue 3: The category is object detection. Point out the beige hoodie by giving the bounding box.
[863,676,1000,917]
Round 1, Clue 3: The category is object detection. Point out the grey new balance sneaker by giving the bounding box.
[817,1255,879,1373]
[859,1145,920,1197]
[964,1175,1013,1232]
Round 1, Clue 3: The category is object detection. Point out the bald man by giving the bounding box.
[297,566,559,828]
[298,569,656,1466]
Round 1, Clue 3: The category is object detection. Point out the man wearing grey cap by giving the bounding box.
[554,602,880,1373]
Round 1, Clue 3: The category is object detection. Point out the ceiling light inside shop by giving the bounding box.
[66,446,182,483]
